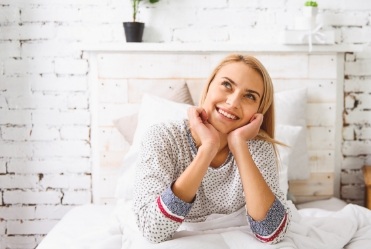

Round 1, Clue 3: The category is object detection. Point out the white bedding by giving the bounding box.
[37,199,371,249]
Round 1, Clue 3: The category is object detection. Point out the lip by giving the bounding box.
[216,107,240,120]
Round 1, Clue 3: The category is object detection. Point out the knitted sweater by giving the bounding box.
[133,120,291,244]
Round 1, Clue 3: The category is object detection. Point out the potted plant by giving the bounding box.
[123,0,160,42]
[303,1,318,17]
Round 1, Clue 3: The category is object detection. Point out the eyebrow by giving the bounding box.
[222,77,261,98]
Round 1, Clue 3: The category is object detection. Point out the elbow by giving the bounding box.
[136,220,171,244]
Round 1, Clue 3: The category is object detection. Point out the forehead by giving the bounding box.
[215,62,264,88]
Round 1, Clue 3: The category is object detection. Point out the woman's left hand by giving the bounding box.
[227,113,263,148]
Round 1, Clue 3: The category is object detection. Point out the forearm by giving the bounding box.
[172,145,216,202]
[136,185,193,243]
[230,140,275,220]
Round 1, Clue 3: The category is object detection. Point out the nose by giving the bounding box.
[226,93,240,108]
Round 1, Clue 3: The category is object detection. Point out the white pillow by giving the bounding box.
[275,88,310,180]
[113,83,194,145]
[275,124,304,199]
[115,94,191,200]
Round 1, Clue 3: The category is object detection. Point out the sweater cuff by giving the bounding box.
[157,185,193,223]
[247,198,288,242]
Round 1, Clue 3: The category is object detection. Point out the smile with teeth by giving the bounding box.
[218,108,238,120]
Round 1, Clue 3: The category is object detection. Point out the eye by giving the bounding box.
[244,93,257,101]
[221,81,232,89]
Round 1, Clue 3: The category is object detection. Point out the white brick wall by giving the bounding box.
[0,0,370,248]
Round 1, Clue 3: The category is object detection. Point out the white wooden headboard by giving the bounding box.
[85,44,345,204]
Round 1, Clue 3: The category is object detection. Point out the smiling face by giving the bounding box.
[202,61,264,134]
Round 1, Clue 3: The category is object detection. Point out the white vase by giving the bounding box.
[303,6,318,17]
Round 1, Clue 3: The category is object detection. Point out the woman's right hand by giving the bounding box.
[188,106,219,154]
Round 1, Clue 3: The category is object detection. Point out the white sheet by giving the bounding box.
[111,200,371,249]
[37,200,371,249]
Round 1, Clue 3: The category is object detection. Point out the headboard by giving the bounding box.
[85,45,344,205]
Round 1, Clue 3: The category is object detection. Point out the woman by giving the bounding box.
[133,54,291,244]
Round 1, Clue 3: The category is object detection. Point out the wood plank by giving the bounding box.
[289,172,334,197]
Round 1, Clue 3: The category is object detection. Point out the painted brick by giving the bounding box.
[21,6,81,22]
[318,12,368,26]
[0,161,6,174]
[0,191,2,206]
[0,235,37,249]
[0,175,39,189]
[34,205,74,219]
[40,174,91,189]
[341,184,364,199]
[0,23,56,40]
[66,93,89,109]
[60,126,89,140]
[342,126,355,140]
[341,170,364,184]
[343,140,371,156]
[230,0,285,8]
[173,27,229,43]
[1,126,31,141]
[0,95,7,109]
[4,58,54,76]
[7,219,59,235]
[0,206,35,220]
[344,110,370,125]
[344,94,357,109]
[355,127,371,140]
[29,125,60,141]
[54,58,88,75]
[0,41,21,59]
[0,6,20,23]
[30,75,87,92]
[31,110,90,125]
[0,220,5,235]
[345,60,371,76]
[56,24,114,42]
[32,141,90,157]
[3,190,62,205]
[343,0,371,10]
[342,27,371,44]
[62,190,91,205]
[79,6,123,23]
[0,75,32,93]
[7,158,91,174]
[6,93,70,110]
[21,40,82,58]
[0,141,33,157]
[342,157,365,170]
[344,78,371,92]
[0,110,32,125]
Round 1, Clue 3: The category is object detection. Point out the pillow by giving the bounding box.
[275,88,310,180]
[113,113,138,145]
[113,83,194,144]
[275,124,304,199]
[115,94,191,200]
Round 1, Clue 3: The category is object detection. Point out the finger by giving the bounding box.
[250,113,263,124]
[200,109,208,123]
[188,107,206,124]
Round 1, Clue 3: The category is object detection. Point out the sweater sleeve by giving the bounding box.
[133,124,193,243]
[246,140,291,244]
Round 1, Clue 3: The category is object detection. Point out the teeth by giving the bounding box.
[218,109,237,120]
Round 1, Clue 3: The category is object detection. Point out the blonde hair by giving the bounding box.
[199,54,278,144]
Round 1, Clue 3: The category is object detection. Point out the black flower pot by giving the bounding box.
[123,22,145,42]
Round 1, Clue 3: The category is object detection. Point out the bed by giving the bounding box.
[37,52,371,248]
